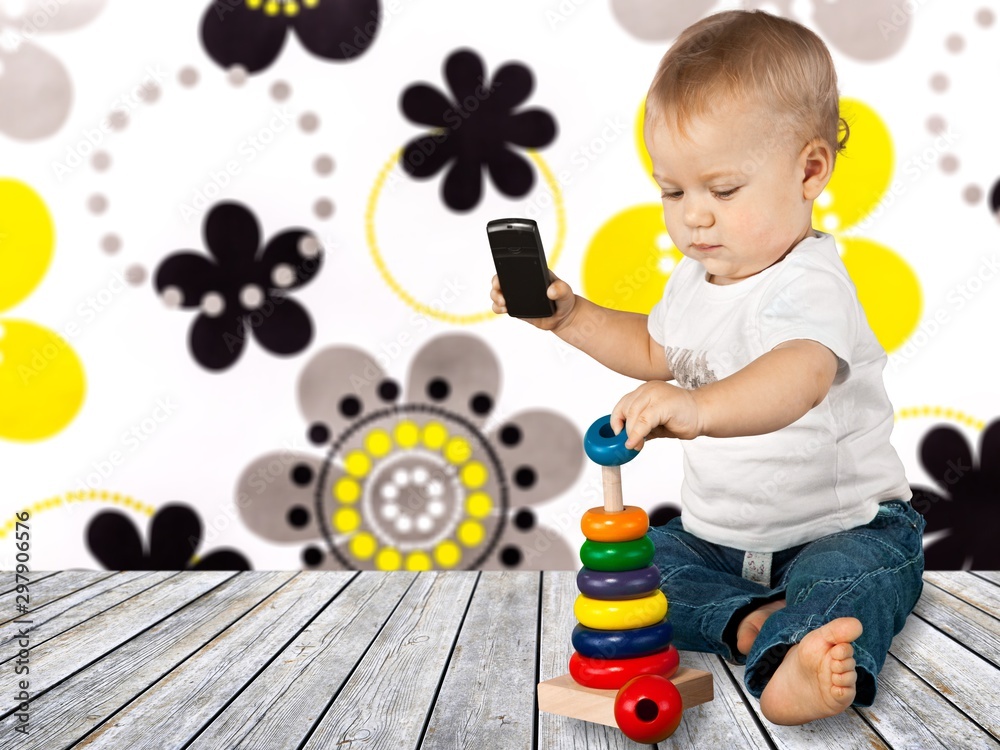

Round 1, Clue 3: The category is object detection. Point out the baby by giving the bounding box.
[491,10,926,725]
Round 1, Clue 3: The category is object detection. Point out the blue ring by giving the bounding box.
[572,618,674,660]
[577,565,661,599]
[583,415,640,467]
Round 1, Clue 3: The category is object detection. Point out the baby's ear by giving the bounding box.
[801,138,834,200]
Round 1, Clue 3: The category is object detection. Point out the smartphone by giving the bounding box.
[486,218,556,318]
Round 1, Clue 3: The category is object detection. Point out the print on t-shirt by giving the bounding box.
[665,346,718,390]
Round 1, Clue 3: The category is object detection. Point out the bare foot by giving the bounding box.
[759,617,863,725]
[736,599,787,655]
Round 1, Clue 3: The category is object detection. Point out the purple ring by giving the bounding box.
[577,564,661,599]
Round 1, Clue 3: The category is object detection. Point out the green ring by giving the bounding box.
[580,536,654,572]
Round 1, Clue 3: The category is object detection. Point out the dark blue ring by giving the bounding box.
[571,618,674,660]
[577,565,661,599]
[583,415,640,467]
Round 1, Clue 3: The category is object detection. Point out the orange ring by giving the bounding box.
[581,506,649,542]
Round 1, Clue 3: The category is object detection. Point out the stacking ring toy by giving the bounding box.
[583,415,640,466]
[574,590,667,630]
[576,565,661,600]
[580,505,649,542]
[615,675,684,743]
[572,618,673,660]
[569,644,679,690]
[580,537,654,572]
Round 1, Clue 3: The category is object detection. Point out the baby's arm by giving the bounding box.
[491,272,672,382]
[612,339,837,448]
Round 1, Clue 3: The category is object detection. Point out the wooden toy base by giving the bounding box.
[537,667,714,728]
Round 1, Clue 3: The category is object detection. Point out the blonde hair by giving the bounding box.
[645,10,848,161]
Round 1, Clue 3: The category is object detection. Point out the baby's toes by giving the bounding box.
[831,665,857,688]
[831,643,854,660]
[830,659,858,686]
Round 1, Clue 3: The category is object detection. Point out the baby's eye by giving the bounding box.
[661,190,683,200]
[713,187,740,199]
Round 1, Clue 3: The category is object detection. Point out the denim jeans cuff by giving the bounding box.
[717,592,787,668]
[850,643,879,707]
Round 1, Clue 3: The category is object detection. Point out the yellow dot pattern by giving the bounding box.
[248,2,321,17]
[334,477,360,503]
[350,532,377,560]
[393,420,419,449]
[458,521,484,547]
[422,421,448,449]
[338,420,496,570]
[444,437,472,465]
[343,450,371,478]
[405,551,432,571]
[366,150,566,324]
[333,508,361,533]
[434,541,462,569]
[466,492,492,518]
[364,429,392,457]
[1,491,156,540]
[376,548,402,571]
[460,461,487,489]
[895,406,984,432]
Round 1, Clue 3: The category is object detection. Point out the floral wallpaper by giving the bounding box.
[1,0,998,571]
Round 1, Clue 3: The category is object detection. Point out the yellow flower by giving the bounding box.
[0,179,86,441]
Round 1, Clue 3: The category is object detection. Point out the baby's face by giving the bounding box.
[646,105,817,285]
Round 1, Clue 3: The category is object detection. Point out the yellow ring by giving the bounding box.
[366,149,566,324]
[574,590,668,630]
[894,405,984,432]
[2,491,156,540]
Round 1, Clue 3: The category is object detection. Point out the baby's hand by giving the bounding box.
[490,270,577,332]
[611,381,702,448]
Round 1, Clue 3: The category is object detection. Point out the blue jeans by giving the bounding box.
[648,499,926,707]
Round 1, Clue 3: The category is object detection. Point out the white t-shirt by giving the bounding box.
[647,231,912,552]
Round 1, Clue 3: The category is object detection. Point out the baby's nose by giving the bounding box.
[683,200,714,228]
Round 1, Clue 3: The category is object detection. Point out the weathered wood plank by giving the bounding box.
[537,570,652,750]
[664,652,774,750]
[302,571,479,750]
[971,571,1000,587]
[857,653,999,749]
[914,580,1000,668]
[0,572,285,749]
[889,607,1000,740]
[188,571,416,750]
[0,570,61,599]
[0,571,106,625]
[0,572,174,651]
[0,570,235,703]
[721,662,890,749]
[925,572,1000,620]
[73,571,355,749]
[420,571,540,750]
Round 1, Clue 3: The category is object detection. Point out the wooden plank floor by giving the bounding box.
[1,571,998,749]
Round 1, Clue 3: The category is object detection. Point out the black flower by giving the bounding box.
[155,202,323,371]
[86,504,251,570]
[400,48,558,211]
[200,0,380,74]
[649,504,681,527]
[909,419,1000,569]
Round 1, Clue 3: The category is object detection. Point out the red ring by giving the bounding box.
[568,644,679,690]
